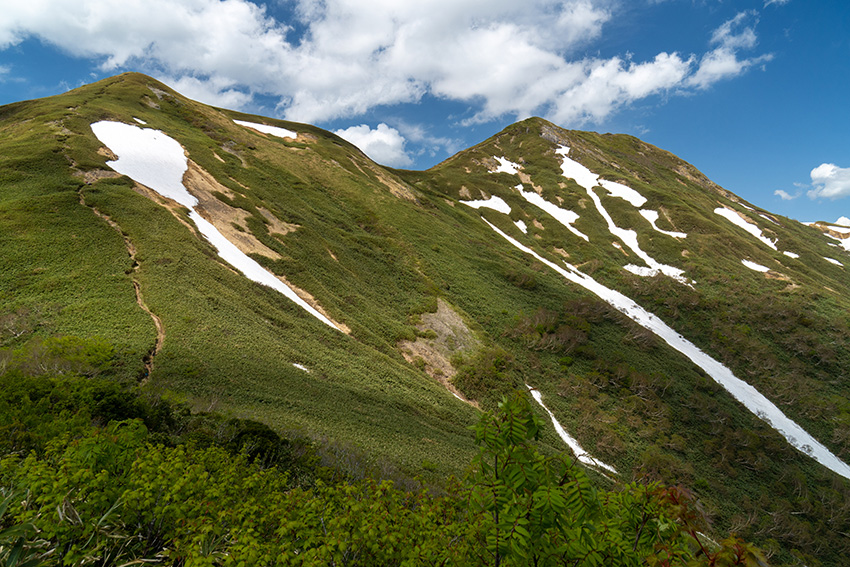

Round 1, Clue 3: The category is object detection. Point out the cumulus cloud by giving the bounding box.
[809,163,850,200]
[0,0,772,125]
[774,189,796,200]
[334,123,413,167]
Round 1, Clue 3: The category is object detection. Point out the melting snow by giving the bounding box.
[91,121,341,331]
[459,195,512,214]
[639,210,687,238]
[293,363,310,372]
[515,184,589,241]
[825,234,850,252]
[598,179,647,208]
[760,213,780,225]
[491,156,522,175]
[234,119,297,139]
[714,207,778,250]
[527,384,617,474]
[482,218,850,481]
[783,251,800,259]
[824,257,844,266]
[741,260,770,272]
[828,225,850,234]
[556,146,687,283]
[514,220,528,234]
[133,117,147,125]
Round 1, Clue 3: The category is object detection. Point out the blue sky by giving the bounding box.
[1,0,848,223]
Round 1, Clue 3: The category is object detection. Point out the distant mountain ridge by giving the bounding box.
[3,72,850,564]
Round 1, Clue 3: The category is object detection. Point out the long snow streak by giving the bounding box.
[91,121,341,331]
[527,384,617,474]
[483,218,850,481]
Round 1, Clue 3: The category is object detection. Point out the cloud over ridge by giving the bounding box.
[0,0,771,127]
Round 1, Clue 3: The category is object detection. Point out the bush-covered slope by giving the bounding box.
[2,73,850,564]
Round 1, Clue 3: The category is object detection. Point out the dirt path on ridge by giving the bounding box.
[77,187,165,382]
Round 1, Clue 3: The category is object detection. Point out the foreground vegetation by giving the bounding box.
[0,344,767,566]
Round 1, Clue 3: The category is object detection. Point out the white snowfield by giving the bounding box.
[492,156,522,175]
[741,260,770,272]
[459,195,512,214]
[639,210,687,239]
[90,121,341,332]
[555,146,688,284]
[783,251,800,259]
[829,225,850,234]
[599,179,647,208]
[714,207,778,250]
[515,184,589,241]
[234,119,297,140]
[824,257,844,266]
[527,384,618,474]
[482,218,850,481]
[514,220,528,234]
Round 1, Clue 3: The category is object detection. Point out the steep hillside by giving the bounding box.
[3,73,850,564]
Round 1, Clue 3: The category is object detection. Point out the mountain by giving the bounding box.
[3,72,850,564]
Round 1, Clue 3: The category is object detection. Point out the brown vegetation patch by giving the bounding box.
[182,160,285,260]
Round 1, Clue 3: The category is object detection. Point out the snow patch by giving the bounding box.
[824,233,850,252]
[527,385,617,474]
[783,251,800,259]
[824,257,844,266]
[234,119,297,139]
[91,121,341,332]
[481,218,850,481]
[491,156,522,175]
[760,213,779,225]
[133,117,147,125]
[741,260,770,272]
[556,146,688,283]
[515,184,589,241]
[835,216,850,227]
[514,219,528,234]
[293,363,310,373]
[599,179,647,207]
[459,195,512,214]
[714,207,778,250]
[624,265,659,277]
[639,210,687,238]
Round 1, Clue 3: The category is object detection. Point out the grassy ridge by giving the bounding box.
[3,75,850,564]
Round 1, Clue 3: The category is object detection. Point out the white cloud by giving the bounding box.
[774,189,796,200]
[158,74,253,109]
[809,163,850,200]
[0,0,773,126]
[334,123,413,167]
[764,0,790,6]
[688,11,773,89]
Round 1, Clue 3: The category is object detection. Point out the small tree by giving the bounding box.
[465,392,708,566]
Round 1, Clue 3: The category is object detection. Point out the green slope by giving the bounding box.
[3,73,850,565]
